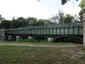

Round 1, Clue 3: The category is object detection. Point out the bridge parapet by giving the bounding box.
[5,23,83,36]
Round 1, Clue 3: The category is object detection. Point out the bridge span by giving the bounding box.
[4,23,83,43]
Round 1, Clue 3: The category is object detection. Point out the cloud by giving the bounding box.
[62,0,81,16]
[0,0,81,20]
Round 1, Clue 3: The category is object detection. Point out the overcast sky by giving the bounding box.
[0,0,81,20]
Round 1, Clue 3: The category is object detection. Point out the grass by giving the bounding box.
[0,45,85,64]
[5,38,74,45]
[4,41,74,46]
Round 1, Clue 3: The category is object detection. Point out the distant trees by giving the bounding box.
[0,15,53,29]
[61,0,84,22]
[0,10,80,29]
[50,11,64,23]
[63,14,74,23]
[36,19,52,25]
[26,17,37,25]
[50,10,79,23]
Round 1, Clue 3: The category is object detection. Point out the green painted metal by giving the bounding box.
[5,22,83,35]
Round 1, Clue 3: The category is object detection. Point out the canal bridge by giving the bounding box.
[3,22,83,43]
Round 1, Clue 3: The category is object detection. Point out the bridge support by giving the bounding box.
[47,37,53,42]
[28,36,32,40]
[5,35,16,41]
[16,36,20,41]
[8,35,15,41]
[8,35,12,41]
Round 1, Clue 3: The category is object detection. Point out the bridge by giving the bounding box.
[2,22,82,43]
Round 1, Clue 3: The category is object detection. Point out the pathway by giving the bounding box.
[0,43,77,47]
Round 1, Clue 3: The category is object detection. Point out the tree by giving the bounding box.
[0,15,5,23]
[50,10,64,23]
[63,14,74,23]
[61,0,67,5]
[37,19,51,25]
[79,0,85,21]
[12,17,37,28]
[0,20,13,29]
[61,0,78,5]
[12,17,24,28]
[50,15,59,23]
[73,14,80,22]
[12,19,21,28]
[79,0,85,9]
[50,10,74,23]
[79,8,85,21]
[58,11,64,23]
[26,17,37,25]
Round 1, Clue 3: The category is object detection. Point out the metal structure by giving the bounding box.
[5,22,83,36]
[4,22,83,43]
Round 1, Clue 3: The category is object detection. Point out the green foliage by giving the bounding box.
[79,0,85,9]
[78,0,85,21]
[63,14,73,23]
[0,10,79,29]
[58,10,64,23]
[37,19,52,25]
[0,16,52,29]
[79,8,85,21]
[1,20,13,29]
[51,11,75,23]
[36,19,45,25]
[26,17,37,25]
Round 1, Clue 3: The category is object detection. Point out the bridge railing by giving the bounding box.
[5,22,83,36]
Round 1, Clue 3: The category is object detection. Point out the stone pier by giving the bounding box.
[8,35,11,40]
[47,37,53,42]
[16,36,20,41]
[28,36,32,40]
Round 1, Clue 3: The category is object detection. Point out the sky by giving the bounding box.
[0,0,81,20]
